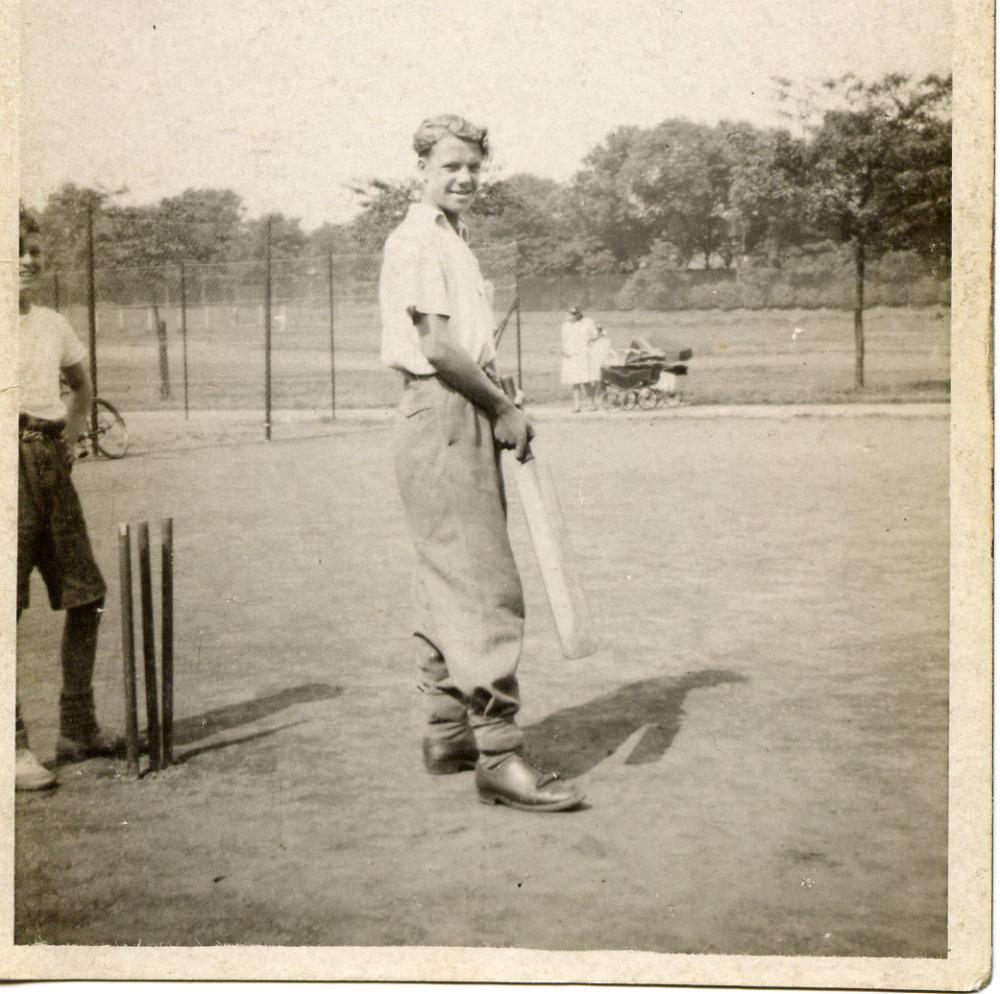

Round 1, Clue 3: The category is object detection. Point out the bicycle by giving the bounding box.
[59,377,130,459]
[76,398,129,460]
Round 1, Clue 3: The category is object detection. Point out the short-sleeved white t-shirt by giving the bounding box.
[379,202,497,376]
[19,305,88,421]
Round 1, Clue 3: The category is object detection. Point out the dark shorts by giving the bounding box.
[18,420,106,612]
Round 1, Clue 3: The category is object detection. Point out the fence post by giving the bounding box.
[53,271,61,312]
[180,263,190,419]
[264,216,273,440]
[328,254,336,420]
[514,244,523,389]
[853,239,866,389]
[154,302,170,399]
[86,202,99,456]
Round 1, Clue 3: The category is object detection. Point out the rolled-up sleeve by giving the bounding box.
[403,235,451,318]
[381,225,449,375]
[380,204,496,375]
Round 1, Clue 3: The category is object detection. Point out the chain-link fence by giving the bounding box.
[34,232,950,443]
[35,241,521,431]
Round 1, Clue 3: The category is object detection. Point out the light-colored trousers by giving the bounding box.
[393,375,525,759]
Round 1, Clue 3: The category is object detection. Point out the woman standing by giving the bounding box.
[560,307,598,411]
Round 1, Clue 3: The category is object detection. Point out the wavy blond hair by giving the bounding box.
[412,114,489,159]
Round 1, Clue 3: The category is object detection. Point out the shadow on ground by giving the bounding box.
[525,669,747,778]
[171,682,343,751]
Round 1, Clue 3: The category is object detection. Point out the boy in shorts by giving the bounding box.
[379,115,584,812]
[16,208,121,790]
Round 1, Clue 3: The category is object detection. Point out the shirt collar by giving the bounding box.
[407,201,469,242]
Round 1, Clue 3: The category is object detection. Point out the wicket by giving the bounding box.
[118,518,174,776]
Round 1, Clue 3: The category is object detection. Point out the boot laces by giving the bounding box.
[518,750,560,785]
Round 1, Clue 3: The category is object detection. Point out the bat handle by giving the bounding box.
[499,375,534,462]
[500,375,518,403]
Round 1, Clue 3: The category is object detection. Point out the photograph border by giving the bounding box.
[0,0,992,986]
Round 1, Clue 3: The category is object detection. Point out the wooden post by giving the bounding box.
[160,518,174,766]
[514,244,524,389]
[118,525,140,778]
[138,523,162,772]
[264,217,273,441]
[154,303,170,399]
[328,254,336,420]
[180,263,190,418]
[853,238,866,389]
[86,202,99,456]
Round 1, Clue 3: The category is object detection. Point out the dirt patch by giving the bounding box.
[15,414,948,956]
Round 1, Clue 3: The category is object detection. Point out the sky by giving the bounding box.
[19,0,952,230]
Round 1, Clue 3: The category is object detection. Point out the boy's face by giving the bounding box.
[19,230,44,297]
[418,135,483,218]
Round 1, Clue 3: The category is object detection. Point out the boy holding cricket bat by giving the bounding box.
[15,208,123,791]
[379,114,584,812]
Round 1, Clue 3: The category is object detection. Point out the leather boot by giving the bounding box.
[422,733,479,775]
[475,752,585,812]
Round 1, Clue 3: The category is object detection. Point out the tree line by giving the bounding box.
[30,73,949,385]
[35,73,949,274]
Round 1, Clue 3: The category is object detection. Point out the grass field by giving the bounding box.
[63,304,950,415]
[15,409,948,955]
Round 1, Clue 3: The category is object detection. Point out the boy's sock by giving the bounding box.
[59,598,104,740]
[15,701,28,751]
[15,610,29,749]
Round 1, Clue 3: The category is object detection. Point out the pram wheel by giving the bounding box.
[622,390,639,410]
[665,393,682,407]
[601,387,621,409]
[638,387,660,410]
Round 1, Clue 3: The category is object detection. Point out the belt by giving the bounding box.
[19,415,65,440]
[401,363,501,387]
[401,370,438,384]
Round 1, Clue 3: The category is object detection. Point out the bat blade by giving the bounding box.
[508,448,599,660]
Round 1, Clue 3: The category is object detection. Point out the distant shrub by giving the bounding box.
[688,283,734,310]
[616,268,692,310]
[871,250,932,284]
[616,247,950,310]
[737,281,769,309]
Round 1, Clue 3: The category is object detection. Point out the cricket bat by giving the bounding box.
[500,377,599,659]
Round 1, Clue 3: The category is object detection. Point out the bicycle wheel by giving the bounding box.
[94,399,129,459]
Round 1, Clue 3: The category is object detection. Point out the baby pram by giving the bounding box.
[600,338,692,410]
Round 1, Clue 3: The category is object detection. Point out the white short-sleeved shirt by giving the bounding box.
[379,202,497,375]
[19,305,88,421]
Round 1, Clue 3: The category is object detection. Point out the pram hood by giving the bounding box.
[624,337,667,364]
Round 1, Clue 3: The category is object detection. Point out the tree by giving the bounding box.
[36,185,251,271]
[571,119,787,271]
[307,221,359,257]
[229,212,308,261]
[622,119,736,269]
[156,189,247,263]
[341,173,603,274]
[570,126,652,268]
[470,173,613,274]
[98,204,165,267]
[724,122,810,266]
[788,73,951,387]
[347,178,419,251]
[38,184,115,271]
